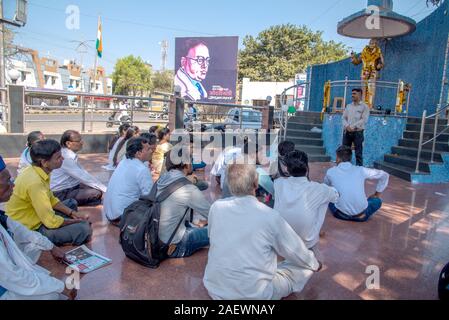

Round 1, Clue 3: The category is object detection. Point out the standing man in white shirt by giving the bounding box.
[342,88,370,166]
[324,145,389,222]
[274,150,339,249]
[51,130,107,206]
[204,161,321,300]
[103,136,157,225]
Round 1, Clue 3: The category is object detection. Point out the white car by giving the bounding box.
[224,108,262,130]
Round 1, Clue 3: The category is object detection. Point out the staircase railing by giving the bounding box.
[279,82,309,141]
[415,103,449,173]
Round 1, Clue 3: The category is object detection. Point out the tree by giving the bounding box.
[152,70,174,93]
[111,55,153,96]
[238,24,349,82]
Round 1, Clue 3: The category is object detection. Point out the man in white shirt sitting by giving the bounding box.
[204,160,322,300]
[103,136,157,225]
[51,130,107,206]
[0,156,76,300]
[324,145,389,222]
[274,150,339,250]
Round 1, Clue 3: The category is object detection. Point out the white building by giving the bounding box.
[241,76,306,108]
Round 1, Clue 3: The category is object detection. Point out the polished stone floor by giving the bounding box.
[4,155,449,300]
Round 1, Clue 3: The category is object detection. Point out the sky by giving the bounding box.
[5,0,439,74]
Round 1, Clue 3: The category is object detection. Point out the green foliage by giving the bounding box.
[111,55,153,95]
[238,24,349,82]
[152,70,174,93]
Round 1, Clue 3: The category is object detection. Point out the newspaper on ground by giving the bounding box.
[64,245,112,274]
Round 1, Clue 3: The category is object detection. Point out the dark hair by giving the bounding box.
[278,141,295,157]
[140,133,158,146]
[184,39,207,57]
[336,145,353,163]
[352,88,363,94]
[149,126,159,134]
[285,150,309,179]
[30,139,61,167]
[126,137,149,159]
[60,130,79,148]
[113,126,140,166]
[165,149,190,172]
[119,123,131,136]
[27,131,43,148]
[158,128,170,142]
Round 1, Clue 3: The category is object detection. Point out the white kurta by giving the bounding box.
[204,196,319,300]
[0,223,64,300]
[274,177,339,248]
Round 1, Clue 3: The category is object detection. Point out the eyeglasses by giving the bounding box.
[187,56,211,66]
[70,139,83,143]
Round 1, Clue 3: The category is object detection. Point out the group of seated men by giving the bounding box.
[0,125,389,300]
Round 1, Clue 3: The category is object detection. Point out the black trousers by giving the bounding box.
[343,130,364,166]
[53,184,103,207]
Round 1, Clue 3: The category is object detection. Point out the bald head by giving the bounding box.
[226,162,258,197]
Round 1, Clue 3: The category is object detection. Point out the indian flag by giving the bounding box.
[96,18,103,58]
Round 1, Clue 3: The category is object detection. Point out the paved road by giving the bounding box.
[24,112,168,133]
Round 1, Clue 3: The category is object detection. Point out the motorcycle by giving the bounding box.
[106,110,131,128]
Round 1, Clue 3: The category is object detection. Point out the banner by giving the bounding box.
[174,36,239,103]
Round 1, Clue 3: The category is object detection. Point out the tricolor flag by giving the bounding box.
[96,18,103,58]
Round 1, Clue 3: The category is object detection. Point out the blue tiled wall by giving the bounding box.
[411,153,449,184]
[322,113,407,167]
[308,1,449,117]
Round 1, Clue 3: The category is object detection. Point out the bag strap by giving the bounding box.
[165,207,190,247]
[156,177,192,203]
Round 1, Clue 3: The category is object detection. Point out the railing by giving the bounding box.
[23,88,172,132]
[325,78,411,117]
[415,103,449,173]
[279,82,309,141]
[183,99,269,131]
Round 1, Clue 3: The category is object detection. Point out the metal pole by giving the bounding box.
[431,105,440,163]
[306,68,312,111]
[415,110,427,173]
[439,35,449,108]
[406,86,411,118]
[343,76,348,111]
[0,0,6,109]
[239,106,243,130]
[131,99,134,126]
[81,95,86,132]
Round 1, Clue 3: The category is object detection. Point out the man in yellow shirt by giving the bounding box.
[6,140,92,246]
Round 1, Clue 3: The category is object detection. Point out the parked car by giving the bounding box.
[223,108,262,130]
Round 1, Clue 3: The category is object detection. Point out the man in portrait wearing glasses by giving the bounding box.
[50,130,106,206]
[174,39,210,101]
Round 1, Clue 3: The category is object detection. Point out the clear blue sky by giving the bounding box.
[8,0,437,74]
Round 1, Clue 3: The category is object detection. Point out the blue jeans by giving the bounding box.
[168,224,209,258]
[329,198,382,222]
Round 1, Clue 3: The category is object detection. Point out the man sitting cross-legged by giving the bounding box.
[51,130,107,206]
[6,140,91,247]
[157,149,211,258]
[203,160,322,300]
[274,150,339,250]
[0,155,77,300]
[324,145,389,222]
[103,136,157,226]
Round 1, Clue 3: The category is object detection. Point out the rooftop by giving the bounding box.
[4,154,449,300]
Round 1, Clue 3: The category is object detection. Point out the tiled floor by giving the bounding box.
[4,155,449,300]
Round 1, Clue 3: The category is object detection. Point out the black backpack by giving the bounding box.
[438,262,449,300]
[119,177,192,268]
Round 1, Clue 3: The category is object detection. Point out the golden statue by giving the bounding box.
[351,39,385,108]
